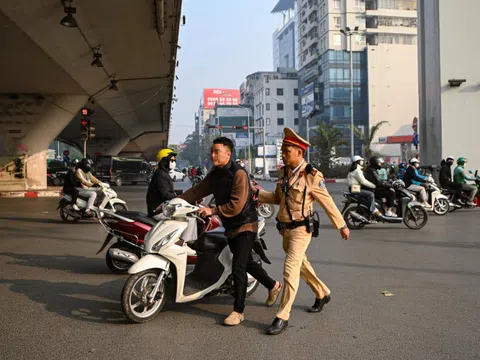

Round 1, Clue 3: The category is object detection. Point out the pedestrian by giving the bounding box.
[178,137,282,326]
[147,148,177,217]
[254,127,350,335]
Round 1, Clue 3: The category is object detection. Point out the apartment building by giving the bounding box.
[272,0,298,70]
[297,0,418,157]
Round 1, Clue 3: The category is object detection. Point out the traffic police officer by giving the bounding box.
[254,127,350,335]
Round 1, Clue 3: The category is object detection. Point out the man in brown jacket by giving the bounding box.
[179,137,282,326]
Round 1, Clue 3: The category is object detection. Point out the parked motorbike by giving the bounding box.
[57,183,127,223]
[120,198,267,323]
[96,204,222,274]
[341,180,428,230]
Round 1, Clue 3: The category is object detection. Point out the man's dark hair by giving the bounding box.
[213,137,234,152]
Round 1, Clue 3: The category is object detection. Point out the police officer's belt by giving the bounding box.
[276,218,306,230]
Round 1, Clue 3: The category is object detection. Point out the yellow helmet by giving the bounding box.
[156,148,177,162]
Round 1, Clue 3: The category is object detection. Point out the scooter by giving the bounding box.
[120,198,268,323]
[442,170,480,211]
[341,180,428,230]
[408,175,450,216]
[96,204,222,274]
[57,183,127,223]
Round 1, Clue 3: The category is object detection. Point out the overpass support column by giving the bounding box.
[103,137,131,156]
[0,95,88,191]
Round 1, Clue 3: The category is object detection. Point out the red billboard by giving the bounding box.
[203,88,240,109]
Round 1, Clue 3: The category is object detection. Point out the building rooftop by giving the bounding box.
[271,0,295,13]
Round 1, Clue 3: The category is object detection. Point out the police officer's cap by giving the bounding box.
[282,127,311,151]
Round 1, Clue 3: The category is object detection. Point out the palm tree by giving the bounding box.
[352,121,389,160]
[311,122,347,175]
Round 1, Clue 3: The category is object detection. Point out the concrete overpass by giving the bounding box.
[0,0,182,190]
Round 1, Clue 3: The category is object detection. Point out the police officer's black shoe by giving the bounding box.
[307,295,331,313]
[266,317,288,335]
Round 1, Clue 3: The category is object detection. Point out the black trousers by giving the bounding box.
[375,188,395,208]
[444,182,462,199]
[228,231,276,313]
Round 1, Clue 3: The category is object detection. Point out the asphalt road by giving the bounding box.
[0,180,479,360]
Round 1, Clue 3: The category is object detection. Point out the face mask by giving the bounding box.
[169,161,176,170]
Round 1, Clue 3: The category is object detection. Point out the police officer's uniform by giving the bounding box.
[258,127,347,335]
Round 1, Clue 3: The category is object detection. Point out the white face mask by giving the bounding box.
[169,161,176,170]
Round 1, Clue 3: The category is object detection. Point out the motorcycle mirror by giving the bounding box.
[475,170,478,177]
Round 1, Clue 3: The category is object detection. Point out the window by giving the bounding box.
[265,88,270,96]
[277,103,284,111]
[294,88,298,96]
[334,17,341,27]
[334,0,340,10]
[277,118,284,126]
[294,118,299,126]
[266,118,270,126]
[266,103,270,111]
[294,103,299,111]
[355,0,362,10]
[334,34,342,46]
[277,88,284,96]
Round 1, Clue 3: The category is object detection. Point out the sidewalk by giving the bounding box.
[0,187,62,198]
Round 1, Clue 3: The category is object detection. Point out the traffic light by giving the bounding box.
[80,108,94,116]
[80,119,88,140]
[87,119,96,139]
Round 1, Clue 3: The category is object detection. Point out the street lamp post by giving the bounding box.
[238,105,252,173]
[340,26,359,159]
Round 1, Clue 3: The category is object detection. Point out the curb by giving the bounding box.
[0,189,62,198]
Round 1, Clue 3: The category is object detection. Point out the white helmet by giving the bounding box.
[352,155,363,163]
[446,155,454,161]
[409,158,420,165]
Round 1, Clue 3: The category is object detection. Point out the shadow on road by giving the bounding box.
[268,257,480,277]
[0,252,111,275]
[0,278,126,324]
[0,216,98,225]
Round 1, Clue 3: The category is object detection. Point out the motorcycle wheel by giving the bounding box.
[246,274,259,297]
[53,177,62,186]
[59,204,80,223]
[257,204,274,219]
[433,198,449,216]
[121,270,167,323]
[343,206,366,230]
[403,205,428,230]
[106,243,138,274]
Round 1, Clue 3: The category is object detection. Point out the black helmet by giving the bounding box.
[70,159,80,167]
[80,158,94,172]
[369,156,384,170]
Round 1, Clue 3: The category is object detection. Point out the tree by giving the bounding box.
[352,121,388,160]
[178,132,214,166]
[310,122,347,175]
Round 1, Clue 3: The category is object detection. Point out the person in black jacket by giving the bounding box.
[146,148,177,217]
[62,159,81,211]
[364,156,396,217]
[439,156,463,204]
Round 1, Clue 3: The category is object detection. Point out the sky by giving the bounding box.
[169,0,281,144]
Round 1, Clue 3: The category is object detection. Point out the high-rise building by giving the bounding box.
[297,0,418,158]
[272,0,298,70]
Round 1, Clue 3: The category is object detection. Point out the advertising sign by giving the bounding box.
[300,83,314,97]
[257,145,277,156]
[301,92,315,116]
[203,88,240,109]
[235,133,249,147]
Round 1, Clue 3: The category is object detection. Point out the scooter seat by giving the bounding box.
[115,211,158,227]
[194,227,227,251]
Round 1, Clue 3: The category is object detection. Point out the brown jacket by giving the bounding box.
[179,168,257,238]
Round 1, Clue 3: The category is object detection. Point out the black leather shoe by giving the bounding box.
[307,295,331,313]
[266,317,288,335]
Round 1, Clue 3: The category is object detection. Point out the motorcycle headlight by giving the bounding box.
[151,229,179,252]
[163,203,181,218]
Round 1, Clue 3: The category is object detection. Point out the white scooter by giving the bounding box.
[57,183,128,222]
[120,198,266,324]
[408,175,450,215]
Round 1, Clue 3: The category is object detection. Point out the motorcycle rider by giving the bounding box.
[439,156,463,205]
[347,155,380,218]
[454,157,478,206]
[364,156,396,217]
[62,159,81,211]
[178,137,281,327]
[76,158,104,216]
[147,148,177,217]
[397,163,406,181]
[403,158,430,208]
